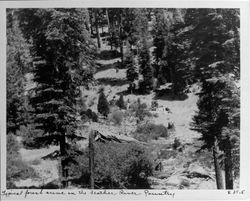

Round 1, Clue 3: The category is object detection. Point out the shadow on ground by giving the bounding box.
[97,77,130,87]
[97,50,121,60]
[153,88,188,101]
[95,61,125,74]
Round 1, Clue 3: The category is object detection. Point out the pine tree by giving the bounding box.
[139,39,154,94]
[185,8,240,80]
[18,8,95,188]
[116,94,126,109]
[140,63,154,94]
[126,55,138,93]
[6,9,32,134]
[189,9,240,189]
[192,75,239,189]
[97,91,110,117]
[152,9,189,97]
[217,76,240,189]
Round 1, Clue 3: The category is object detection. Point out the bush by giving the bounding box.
[110,110,123,125]
[133,123,169,142]
[7,134,37,188]
[129,99,151,121]
[18,125,46,149]
[173,138,181,150]
[151,100,158,110]
[69,142,153,189]
[167,121,175,129]
[81,109,98,122]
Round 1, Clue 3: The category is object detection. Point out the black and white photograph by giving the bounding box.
[1,0,250,200]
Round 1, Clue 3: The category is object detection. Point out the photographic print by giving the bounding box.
[1,0,250,200]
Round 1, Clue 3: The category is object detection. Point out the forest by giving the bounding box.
[6,8,240,190]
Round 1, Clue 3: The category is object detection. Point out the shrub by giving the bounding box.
[109,96,117,106]
[151,100,158,110]
[173,138,181,150]
[129,99,151,121]
[110,110,123,125]
[69,142,153,189]
[133,123,169,142]
[81,109,98,122]
[91,111,98,122]
[167,121,175,129]
[18,125,46,149]
[7,134,37,188]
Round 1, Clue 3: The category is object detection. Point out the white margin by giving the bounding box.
[0,0,250,201]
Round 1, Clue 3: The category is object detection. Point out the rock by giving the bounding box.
[15,178,40,188]
[165,175,190,188]
[158,149,177,159]
[166,175,182,186]
[187,164,213,179]
[197,179,216,189]
[155,171,173,179]
[148,176,166,186]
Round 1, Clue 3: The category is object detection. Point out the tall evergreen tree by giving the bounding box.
[152,9,189,97]
[192,75,240,189]
[190,9,240,189]
[185,8,240,80]
[138,38,154,94]
[116,94,126,109]
[18,8,95,187]
[126,55,138,94]
[97,90,110,117]
[6,9,32,134]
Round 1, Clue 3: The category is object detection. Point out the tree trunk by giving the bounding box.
[119,15,124,64]
[169,64,175,99]
[120,42,124,64]
[89,11,94,35]
[60,135,68,188]
[224,138,234,189]
[94,10,101,49]
[85,21,90,32]
[213,138,224,189]
[89,130,95,189]
[106,9,110,34]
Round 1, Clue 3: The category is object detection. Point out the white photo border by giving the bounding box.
[0,0,250,200]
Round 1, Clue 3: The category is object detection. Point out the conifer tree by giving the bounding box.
[138,39,154,94]
[126,55,138,93]
[185,8,240,80]
[97,91,110,117]
[18,8,95,187]
[190,9,240,189]
[192,75,239,189]
[7,9,32,134]
[116,94,126,109]
[152,9,189,97]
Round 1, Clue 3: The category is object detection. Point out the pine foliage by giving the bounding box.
[116,94,126,109]
[17,8,95,186]
[97,91,110,117]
